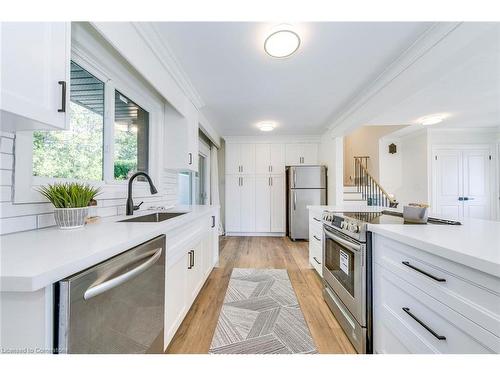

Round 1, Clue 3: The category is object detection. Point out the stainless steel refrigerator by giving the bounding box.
[287,166,327,240]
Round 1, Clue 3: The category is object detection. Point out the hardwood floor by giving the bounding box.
[165,236,356,354]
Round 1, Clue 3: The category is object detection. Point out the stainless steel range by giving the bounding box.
[321,210,461,354]
[321,210,372,354]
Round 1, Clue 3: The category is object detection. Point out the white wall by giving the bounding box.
[319,131,343,205]
[397,131,429,207]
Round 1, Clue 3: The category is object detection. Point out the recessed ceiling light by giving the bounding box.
[257,121,276,132]
[419,114,447,126]
[264,28,300,58]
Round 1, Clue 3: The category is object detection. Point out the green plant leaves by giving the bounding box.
[36,183,101,208]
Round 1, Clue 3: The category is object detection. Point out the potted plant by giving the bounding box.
[37,183,101,229]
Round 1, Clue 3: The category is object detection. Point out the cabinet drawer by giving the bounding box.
[309,237,322,275]
[374,264,499,353]
[373,235,500,337]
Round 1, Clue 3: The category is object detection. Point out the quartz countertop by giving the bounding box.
[0,205,219,292]
[307,205,500,278]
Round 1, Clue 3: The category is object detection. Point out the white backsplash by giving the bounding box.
[0,132,179,235]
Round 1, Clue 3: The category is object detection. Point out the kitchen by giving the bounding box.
[1,3,500,372]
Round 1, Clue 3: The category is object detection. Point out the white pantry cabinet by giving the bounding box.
[163,102,199,172]
[255,144,285,174]
[285,143,319,166]
[225,143,255,174]
[373,234,500,354]
[225,175,256,233]
[1,22,71,131]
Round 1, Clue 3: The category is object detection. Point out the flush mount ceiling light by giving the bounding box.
[419,114,448,126]
[257,121,277,132]
[264,28,301,58]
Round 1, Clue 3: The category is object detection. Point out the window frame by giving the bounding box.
[14,44,163,203]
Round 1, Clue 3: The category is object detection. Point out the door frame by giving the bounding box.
[431,143,497,220]
[198,140,211,205]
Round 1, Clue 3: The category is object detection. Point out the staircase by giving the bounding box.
[343,185,368,206]
[343,156,398,208]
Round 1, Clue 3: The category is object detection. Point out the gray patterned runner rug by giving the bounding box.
[209,268,318,354]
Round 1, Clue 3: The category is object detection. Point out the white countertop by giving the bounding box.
[0,205,218,292]
[307,205,500,278]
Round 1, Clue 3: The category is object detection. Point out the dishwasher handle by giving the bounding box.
[84,248,163,300]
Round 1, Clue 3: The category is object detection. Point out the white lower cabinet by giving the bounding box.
[373,234,500,354]
[308,210,323,276]
[164,214,219,348]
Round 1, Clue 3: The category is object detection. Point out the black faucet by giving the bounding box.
[126,172,158,215]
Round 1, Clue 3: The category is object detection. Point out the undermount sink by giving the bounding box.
[119,212,187,223]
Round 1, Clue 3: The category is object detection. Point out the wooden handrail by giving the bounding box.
[354,157,397,207]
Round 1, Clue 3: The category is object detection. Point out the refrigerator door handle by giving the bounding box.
[293,191,297,210]
[293,168,296,188]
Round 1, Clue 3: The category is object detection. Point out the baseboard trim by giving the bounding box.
[225,232,286,237]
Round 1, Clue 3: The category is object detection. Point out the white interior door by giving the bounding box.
[255,176,271,232]
[240,176,255,232]
[225,175,241,232]
[434,149,463,219]
[255,144,271,174]
[270,175,285,232]
[433,146,493,220]
[462,149,491,219]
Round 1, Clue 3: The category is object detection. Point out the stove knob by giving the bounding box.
[340,221,346,229]
[348,223,359,233]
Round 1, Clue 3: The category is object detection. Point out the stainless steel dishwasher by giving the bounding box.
[55,235,166,354]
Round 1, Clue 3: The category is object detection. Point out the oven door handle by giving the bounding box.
[324,227,362,252]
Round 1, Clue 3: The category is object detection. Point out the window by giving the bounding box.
[114,91,149,180]
[33,62,104,180]
[31,61,150,183]
[178,172,193,205]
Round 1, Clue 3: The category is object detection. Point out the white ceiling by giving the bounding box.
[366,23,500,130]
[152,22,433,136]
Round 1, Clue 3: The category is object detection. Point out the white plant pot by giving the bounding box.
[54,207,89,229]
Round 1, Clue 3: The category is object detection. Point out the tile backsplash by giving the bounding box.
[0,132,179,235]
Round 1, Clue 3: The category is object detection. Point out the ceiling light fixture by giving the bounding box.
[257,121,276,132]
[264,27,300,58]
[419,114,447,126]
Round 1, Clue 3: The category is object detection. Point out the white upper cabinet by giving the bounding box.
[164,101,199,172]
[1,22,71,131]
[285,143,319,166]
[255,144,271,174]
[270,144,286,174]
[255,144,285,174]
[225,143,255,174]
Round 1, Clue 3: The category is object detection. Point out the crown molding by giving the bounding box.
[132,22,205,110]
[327,22,463,136]
[223,135,321,144]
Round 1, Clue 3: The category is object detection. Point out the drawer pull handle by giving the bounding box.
[313,257,321,265]
[313,235,321,241]
[402,307,446,341]
[402,261,446,282]
[313,217,321,222]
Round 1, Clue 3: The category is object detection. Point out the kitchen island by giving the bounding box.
[307,205,500,354]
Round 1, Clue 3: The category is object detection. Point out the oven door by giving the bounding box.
[322,225,366,325]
